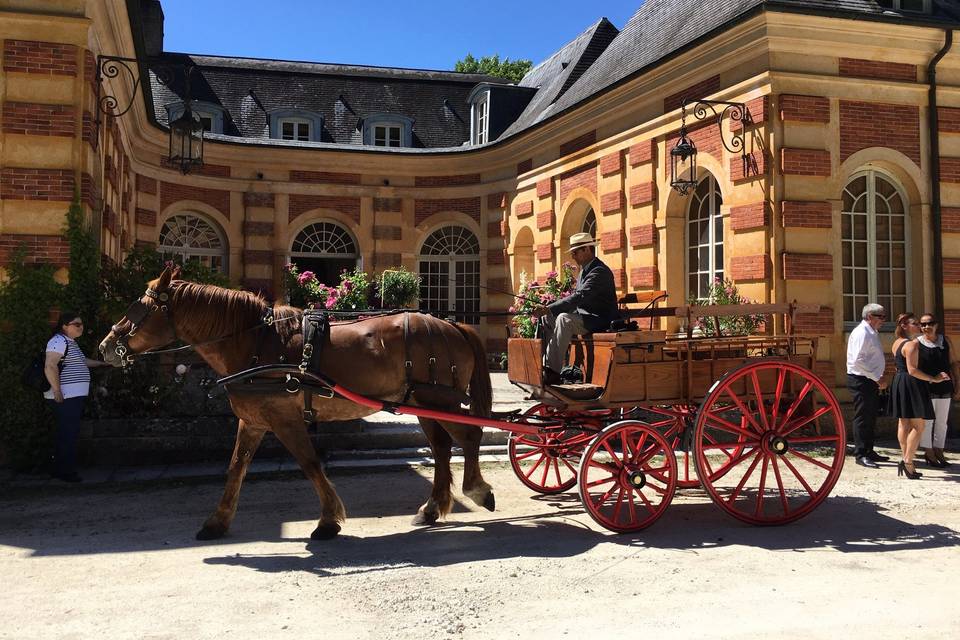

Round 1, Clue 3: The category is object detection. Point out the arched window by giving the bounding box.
[842,170,909,323]
[582,208,596,237]
[418,226,480,324]
[158,213,227,272]
[687,175,723,301]
[290,221,359,286]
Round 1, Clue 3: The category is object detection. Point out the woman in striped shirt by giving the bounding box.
[44,311,109,483]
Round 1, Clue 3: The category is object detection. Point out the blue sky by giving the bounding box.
[160,1,642,70]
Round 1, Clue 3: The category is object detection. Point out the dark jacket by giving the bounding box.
[547,256,619,332]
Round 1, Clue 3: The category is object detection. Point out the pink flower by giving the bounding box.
[283,263,295,272]
[325,296,337,309]
[342,280,353,292]
[298,271,315,285]
[508,306,516,313]
[546,270,558,279]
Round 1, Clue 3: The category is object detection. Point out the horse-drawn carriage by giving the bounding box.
[502,301,845,532]
[100,270,844,538]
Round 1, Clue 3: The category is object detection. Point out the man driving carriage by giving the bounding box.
[532,232,619,385]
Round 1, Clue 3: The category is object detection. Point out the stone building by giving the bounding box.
[1,0,959,387]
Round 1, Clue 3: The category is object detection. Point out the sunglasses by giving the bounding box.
[920,321,938,327]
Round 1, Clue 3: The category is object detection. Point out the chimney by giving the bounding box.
[140,0,164,57]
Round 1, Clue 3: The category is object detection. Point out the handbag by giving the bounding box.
[20,337,68,392]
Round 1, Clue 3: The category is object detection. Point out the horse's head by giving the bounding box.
[99,266,182,367]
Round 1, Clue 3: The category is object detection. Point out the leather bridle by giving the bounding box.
[109,286,180,366]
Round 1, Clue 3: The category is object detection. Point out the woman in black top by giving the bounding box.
[889,313,948,479]
[917,313,958,468]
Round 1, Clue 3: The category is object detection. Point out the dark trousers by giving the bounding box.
[48,396,85,475]
[847,374,879,457]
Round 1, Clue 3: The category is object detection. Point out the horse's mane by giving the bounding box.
[169,280,307,348]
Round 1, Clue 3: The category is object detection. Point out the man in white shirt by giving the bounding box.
[846,303,890,468]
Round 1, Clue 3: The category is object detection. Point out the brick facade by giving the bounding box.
[486,192,506,209]
[0,168,74,201]
[160,181,231,219]
[288,170,361,184]
[630,266,658,289]
[628,140,654,166]
[372,225,402,240]
[289,195,361,223]
[943,258,960,285]
[600,151,623,176]
[600,190,624,213]
[516,158,533,175]
[839,101,921,164]
[0,233,70,266]
[780,94,830,123]
[558,161,597,205]
[600,230,623,252]
[839,58,916,83]
[2,102,76,136]
[940,157,960,183]
[782,201,832,228]
[514,200,534,217]
[536,178,552,198]
[628,182,656,207]
[2,40,77,76]
[373,197,402,212]
[939,106,960,134]
[783,253,833,280]
[414,197,481,225]
[243,221,275,235]
[730,255,770,281]
[242,192,275,207]
[794,308,835,336]
[729,202,768,231]
[135,208,156,227]
[730,150,768,182]
[942,207,960,233]
[536,243,553,262]
[415,174,481,187]
[136,174,157,194]
[781,148,831,176]
[243,249,273,265]
[629,224,656,247]
[536,210,554,231]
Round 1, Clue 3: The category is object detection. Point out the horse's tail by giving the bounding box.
[454,323,492,418]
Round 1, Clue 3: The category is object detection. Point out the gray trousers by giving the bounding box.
[541,311,587,373]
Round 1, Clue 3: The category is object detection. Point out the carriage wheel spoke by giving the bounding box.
[551,458,564,488]
[704,411,758,441]
[779,405,833,437]
[625,487,638,523]
[708,445,758,482]
[611,487,625,522]
[539,455,552,488]
[723,387,764,434]
[559,456,578,475]
[771,367,786,423]
[771,455,790,515]
[585,474,616,489]
[635,487,655,514]
[787,435,839,444]
[780,454,816,497]
[751,371,770,431]
[515,447,546,462]
[523,453,547,481]
[788,449,834,472]
[780,381,813,427]
[724,450,762,504]
[755,455,770,517]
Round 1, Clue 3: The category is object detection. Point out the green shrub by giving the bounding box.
[0,252,63,469]
[375,267,420,308]
[689,277,766,337]
[282,264,371,311]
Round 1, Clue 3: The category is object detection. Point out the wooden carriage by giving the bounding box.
[502,302,845,532]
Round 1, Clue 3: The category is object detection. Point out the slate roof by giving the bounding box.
[142,0,960,152]
[505,0,960,143]
[148,54,503,148]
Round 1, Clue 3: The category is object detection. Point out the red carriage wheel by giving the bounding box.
[645,404,700,489]
[693,360,845,526]
[508,404,593,494]
[577,420,677,533]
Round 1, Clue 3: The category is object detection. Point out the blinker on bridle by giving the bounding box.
[111,286,174,366]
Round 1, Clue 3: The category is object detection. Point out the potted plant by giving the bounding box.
[375,267,421,309]
[510,263,578,338]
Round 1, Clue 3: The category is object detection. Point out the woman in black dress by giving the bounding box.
[917,313,958,468]
[890,313,948,479]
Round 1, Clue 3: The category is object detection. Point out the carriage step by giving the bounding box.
[546,383,604,401]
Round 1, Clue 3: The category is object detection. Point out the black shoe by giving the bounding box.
[866,451,890,463]
[856,456,879,469]
[541,369,563,386]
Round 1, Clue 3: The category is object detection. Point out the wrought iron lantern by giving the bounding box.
[669,98,749,196]
[670,124,698,195]
[96,55,203,174]
[168,105,203,174]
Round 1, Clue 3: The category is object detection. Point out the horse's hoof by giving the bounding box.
[310,523,341,540]
[195,524,227,540]
[483,492,496,512]
[412,511,439,526]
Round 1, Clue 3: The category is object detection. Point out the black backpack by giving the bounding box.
[21,337,68,392]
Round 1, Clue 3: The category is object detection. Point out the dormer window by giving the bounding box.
[268,109,323,142]
[279,117,312,142]
[877,0,931,12]
[362,113,413,147]
[473,92,489,144]
[166,101,225,135]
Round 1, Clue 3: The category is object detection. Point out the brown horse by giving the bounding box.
[98,267,494,540]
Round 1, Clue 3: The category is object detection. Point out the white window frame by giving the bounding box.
[841,169,912,328]
[373,123,402,147]
[165,101,225,135]
[418,225,481,325]
[686,175,724,302]
[268,109,323,142]
[158,213,228,273]
[471,92,489,145]
[582,208,597,237]
[278,117,312,142]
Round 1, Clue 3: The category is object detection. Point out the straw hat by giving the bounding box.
[568,232,596,251]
